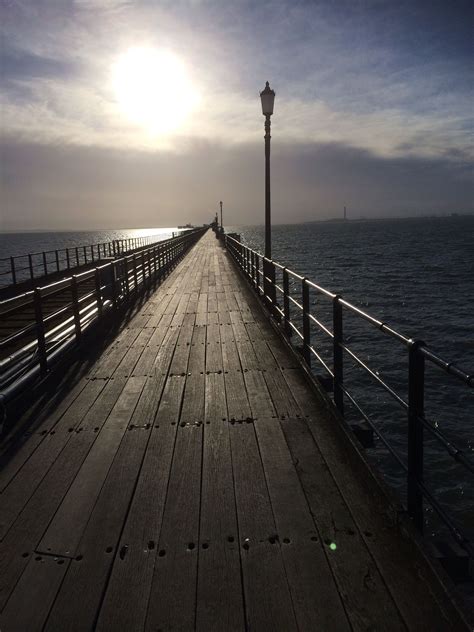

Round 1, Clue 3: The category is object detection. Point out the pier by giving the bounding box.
[0,229,470,630]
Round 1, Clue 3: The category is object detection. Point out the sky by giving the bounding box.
[0,0,473,230]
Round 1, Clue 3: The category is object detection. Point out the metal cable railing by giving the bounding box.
[223,232,473,558]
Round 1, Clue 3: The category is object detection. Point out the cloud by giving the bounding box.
[1,0,472,159]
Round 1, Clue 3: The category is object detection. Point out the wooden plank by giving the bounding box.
[282,369,462,630]
[250,338,279,370]
[263,368,301,418]
[77,376,127,431]
[0,379,107,538]
[188,325,206,376]
[280,414,406,631]
[96,375,185,632]
[206,321,223,373]
[0,429,99,610]
[113,328,154,377]
[255,418,350,631]
[37,376,146,557]
[0,368,89,462]
[145,423,203,630]
[1,553,70,631]
[243,370,276,419]
[180,372,206,424]
[151,325,180,375]
[0,377,98,492]
[44,422,152,630]
[224,370,251,421]
[169,312,195,375]
[197,375,245,630]
[266,337,301,369]
[236,339,260,371]
[229,421,298,630]
[231,316,250,342]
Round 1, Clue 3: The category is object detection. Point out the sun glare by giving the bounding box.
[112,47,200,136]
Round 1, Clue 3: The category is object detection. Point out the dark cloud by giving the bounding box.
[1,138,472,230]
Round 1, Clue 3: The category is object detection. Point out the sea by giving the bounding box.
[1,217,473,555]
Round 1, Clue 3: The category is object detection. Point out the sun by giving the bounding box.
[112,47,200,136]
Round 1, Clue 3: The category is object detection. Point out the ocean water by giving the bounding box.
[231,216,474,548]
[1,218,473,551]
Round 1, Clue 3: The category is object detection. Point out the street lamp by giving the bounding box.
[220,200,223,231]
[260,81,276,307]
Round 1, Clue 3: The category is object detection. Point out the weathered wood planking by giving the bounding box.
[0,230,468,632]
[197,373,244,630]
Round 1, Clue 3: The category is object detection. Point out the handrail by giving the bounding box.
[222,231,473,558]
[0,231,187,289]
[0,228,207,406]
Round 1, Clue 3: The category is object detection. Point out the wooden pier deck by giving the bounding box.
[0,231,466,631]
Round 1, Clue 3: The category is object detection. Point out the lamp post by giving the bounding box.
[260,81,276,309]
[220,200,223,232]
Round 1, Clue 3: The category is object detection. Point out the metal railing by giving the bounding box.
[0,233,176,289]
[0,228,207,408]
[224,233,473,557]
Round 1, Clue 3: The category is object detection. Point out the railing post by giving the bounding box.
[10,257,17,285]
[43,251,48,275]
[71,276,82,341]
[124,257,130,295]
[111,261,118,307]
[255,255,260,295]
[66,249,70,269]
[408,339,425,533]
[283,268,291,336]
[55,250,60,272]
[263,258,269,303]
[133,254,138,289]
[333,295,344,415]
[141,250,146,285]
[33,288,48,374]
[75,247,80,266]
[94,268,103,319]
[28,254,34,280]
[83,245,88,264]
[302,278,311,367]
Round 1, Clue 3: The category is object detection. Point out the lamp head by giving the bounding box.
[260,81,275,116]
